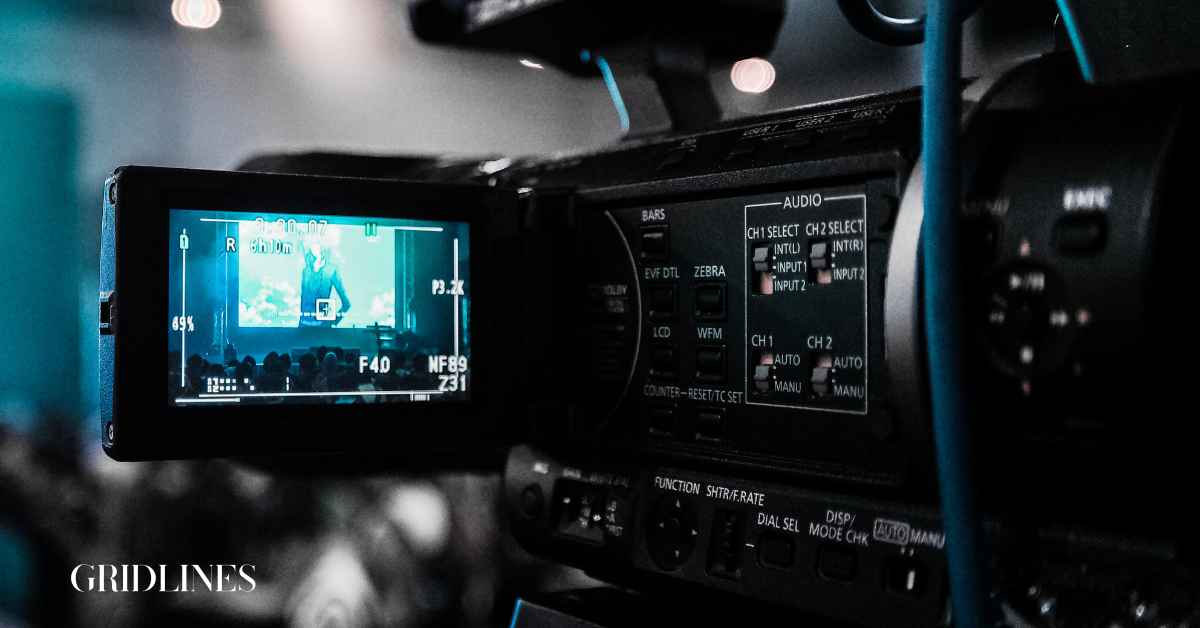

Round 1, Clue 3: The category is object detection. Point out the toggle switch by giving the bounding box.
[810,240,832,284]
[809,240,829,268]
[753,351,775,393]
[811,353,832,397]
[752,243,774,295]
[753,244,773,272]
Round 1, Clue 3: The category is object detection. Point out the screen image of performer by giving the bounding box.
[299,243,351,327]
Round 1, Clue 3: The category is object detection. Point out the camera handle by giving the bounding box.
[835,0,985,46]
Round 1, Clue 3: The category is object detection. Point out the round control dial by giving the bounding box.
[646,494,698,571]
[980,263,1077,378]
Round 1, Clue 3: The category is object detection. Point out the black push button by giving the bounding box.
[647,403,676,435]
[818,546,856,581]
[648,284,677,321]
[759,532,794,569]
[728,137,759,159]
[648,343,677,380]
[840,120,877,141]
[694,345,726,384]
[782,131,814,149]
[658,148,691,169]
[695,407,724,441]
[640,226,669,261]
[1054,214,1106,255]
[884,556,927,596]
[694,282,726,321]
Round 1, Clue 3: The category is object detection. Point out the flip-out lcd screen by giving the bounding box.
[167,210,470,406]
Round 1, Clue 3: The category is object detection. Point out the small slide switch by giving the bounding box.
[753,352,775,393]
[753,244,773,272]
[752,243,774,295]
[754,365,774,393]
[552,481,607,545]
[706,509,746,579]
[811,368,830,396]
[884,557,927,596]
[809,240,829,269]
[810,240,832,284]
[811,353,832,397]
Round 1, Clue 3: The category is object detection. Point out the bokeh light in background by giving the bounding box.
[171,0,222,29]
[731,57,776,93]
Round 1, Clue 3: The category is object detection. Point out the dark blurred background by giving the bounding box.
[0,0,1053,626]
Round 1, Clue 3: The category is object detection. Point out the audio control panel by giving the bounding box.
[574,182,900,480]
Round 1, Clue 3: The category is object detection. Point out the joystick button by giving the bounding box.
[647,494,698,571]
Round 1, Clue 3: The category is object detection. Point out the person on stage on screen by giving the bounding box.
[299,243,351,327]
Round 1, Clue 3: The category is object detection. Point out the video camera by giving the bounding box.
[97,2,1199,626]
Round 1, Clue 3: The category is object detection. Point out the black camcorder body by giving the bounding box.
[99,56,1196,626]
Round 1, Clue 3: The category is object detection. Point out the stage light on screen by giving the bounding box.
[172,0,222,28]
[731,58,776,94]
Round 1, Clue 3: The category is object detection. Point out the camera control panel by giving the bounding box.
[574,183,897,480]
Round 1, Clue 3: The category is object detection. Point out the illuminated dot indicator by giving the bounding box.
[731,58,775,94]
[172,0,221,29]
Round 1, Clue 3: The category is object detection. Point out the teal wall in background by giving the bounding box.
[0,524,34,622]
[0,89,78,418]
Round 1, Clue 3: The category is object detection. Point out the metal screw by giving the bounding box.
[106,421,114,442]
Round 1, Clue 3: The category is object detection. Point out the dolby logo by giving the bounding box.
[70,564,256,592]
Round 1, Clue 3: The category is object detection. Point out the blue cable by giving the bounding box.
[589,53,631,135]
[921,2,992,628]
[508,598,523,628]
[1052,0,1095,83]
